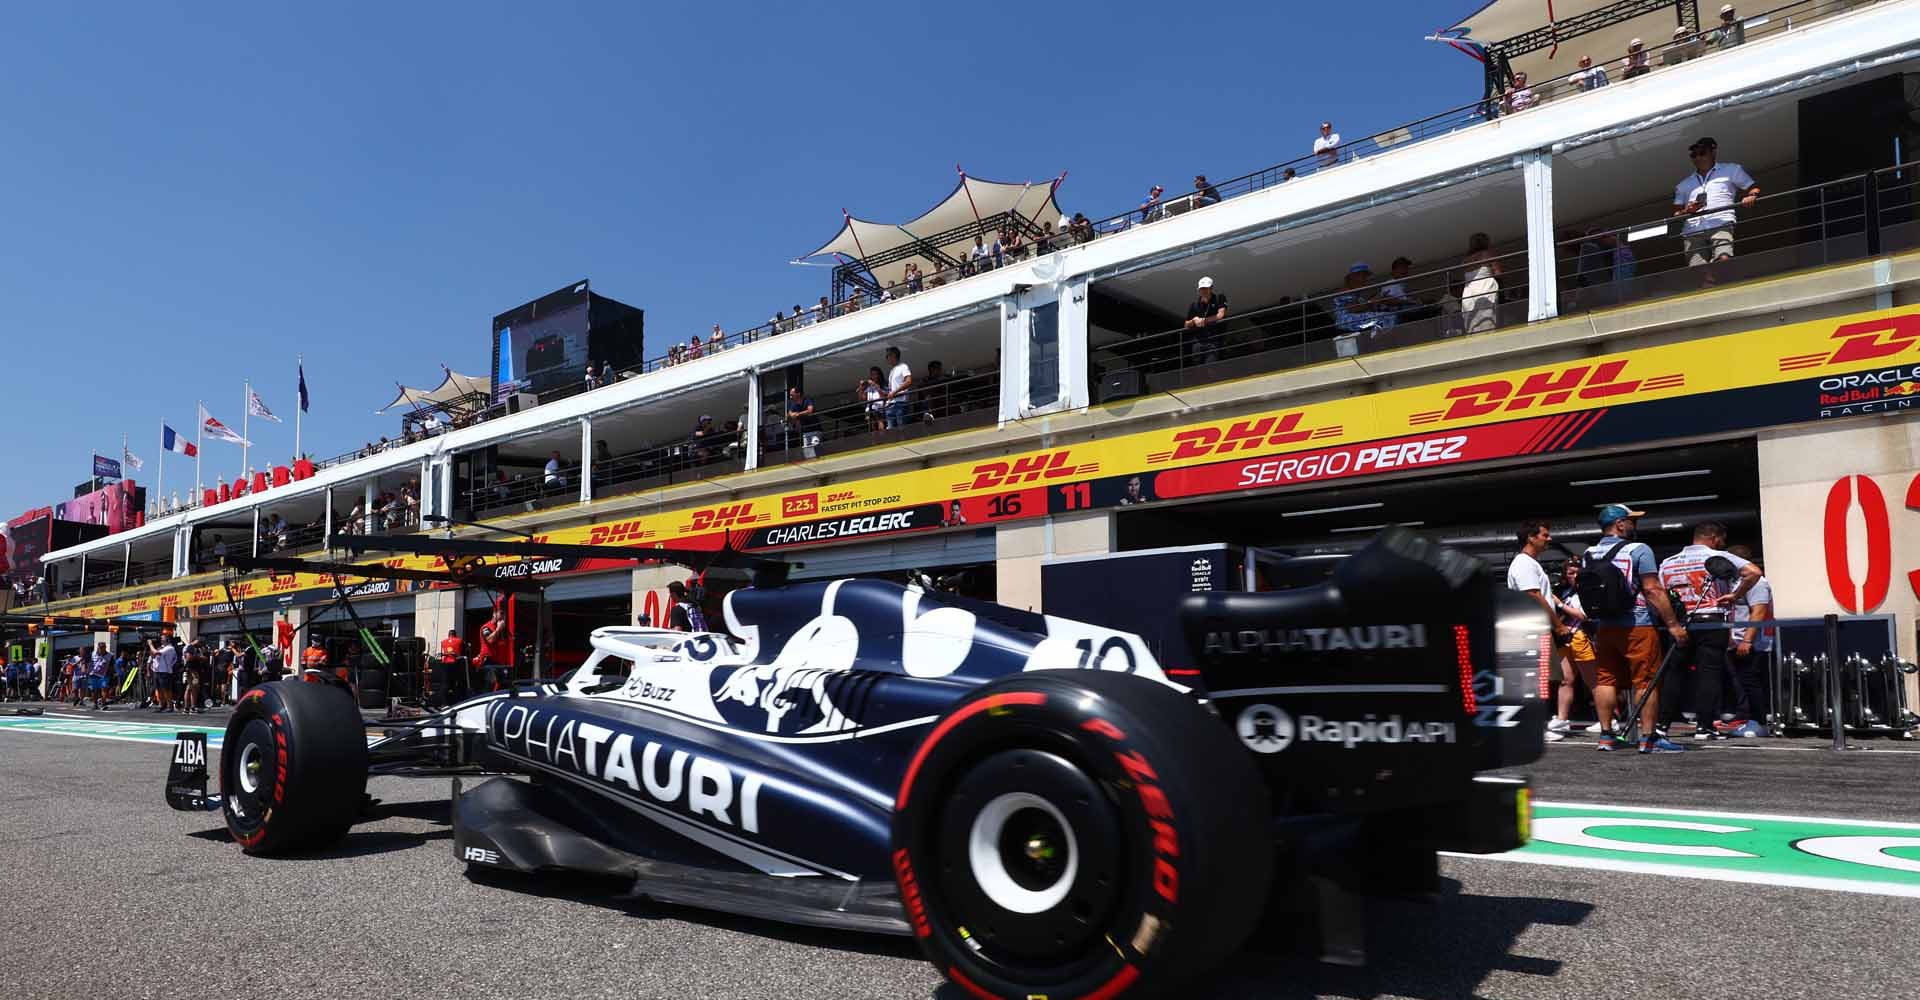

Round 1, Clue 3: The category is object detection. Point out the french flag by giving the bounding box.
[163,425,198,457]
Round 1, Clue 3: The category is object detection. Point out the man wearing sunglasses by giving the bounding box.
[1672,136,1757,285]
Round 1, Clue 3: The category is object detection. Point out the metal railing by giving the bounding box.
[1091,247,1531,399]
[1557,159,1918,312]
[759,367,1002,467]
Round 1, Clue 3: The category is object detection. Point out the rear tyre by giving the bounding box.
[221,679,368,854]
[892,671,1272,1000]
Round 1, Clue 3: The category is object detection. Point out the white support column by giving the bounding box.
[77,553,87,597]
[579,416,594,504]
[323,486,334,548]
[251,507,262,557]
[173,526,190,578]
[122,542,131,589]
[1519,149,1558,323]
[1059,277,1090,412]
[420,459,433,521]
[364,480,378,534]
[743,370,761,472]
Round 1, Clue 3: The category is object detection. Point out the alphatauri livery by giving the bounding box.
[166,530,1544,999]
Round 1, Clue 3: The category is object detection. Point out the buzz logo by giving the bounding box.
[462,846,501,865]
[1236,703,1294,754]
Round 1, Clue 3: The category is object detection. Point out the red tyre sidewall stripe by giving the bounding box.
[1080,964,1142,1000]
[895,691,1047,811]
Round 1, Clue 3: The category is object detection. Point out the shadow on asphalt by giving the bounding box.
[461,866,924,962]
[926,877,1592,1000]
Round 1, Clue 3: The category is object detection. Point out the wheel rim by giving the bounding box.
[224,718,275,831]
[236,742,264,795]
[934,747,1124,974]
[967,793,1079,914]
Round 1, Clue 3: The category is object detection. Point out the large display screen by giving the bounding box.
[2,515,50,584]
[492,281,592,401]
[56,481,142,534]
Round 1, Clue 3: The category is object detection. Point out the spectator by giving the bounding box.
[1069,213,1094,244]
[905,262,923,293]
[1193,174,1221,207]
[1663,25,1703,65]
[544,450,567,490]
[1572,54,1610,90]
[601,360,615,383]
[1331,264,1392,351]
[1004,228,1026,260]
[147,637,178,713]
[210,640,233,708]
[1554,560,1600,734]
[88,643,111,710]
[1711,4,1745,49]
[1725,543,1771,736]
[797,301,816,327]
[860,367,886,433]
[709,325,726,352]
[1459,232,1503,334]
[1674,136,1757,284]
[817,295,832,323]
[1283,167,1297,182]
[1622,38,1650,80]
[1313,121,1341,168]
[1139,185,1165,224]
[990,234,1005,270]
[1184,276,1229,365]
[968,235,990,274]
[1657,522,1761,741]
[1502,71,1537,113]
[688,415,717,464]
[686,334,705,361]
[1580,503,1689,753]
[1376,257,1422,319]
[785,386,821,459]
[212,535,228,561]
[845,290,863,313]
[182,638,209,714]
[666,580,707,633]
[883,346,913,430]
[1036,222,1056,254]
[1507,521,1574,742]
[584,365,601,391]
[919,360,949,421]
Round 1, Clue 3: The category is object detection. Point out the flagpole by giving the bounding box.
[295,356,303,460]
[158,426,166,511]
[195,401,203,500]
[242,381,251,481]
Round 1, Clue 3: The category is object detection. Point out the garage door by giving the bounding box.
[789,528,998,580]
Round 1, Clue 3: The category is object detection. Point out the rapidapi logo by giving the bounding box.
[952,450,1098,492]
[1413,359,1684,425]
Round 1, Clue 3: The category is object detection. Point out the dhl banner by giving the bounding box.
[58,305,1920,620]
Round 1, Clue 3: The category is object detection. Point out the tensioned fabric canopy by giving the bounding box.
[1440,0,1731,86]
[798,174,1065,290]
[376,369,493,415]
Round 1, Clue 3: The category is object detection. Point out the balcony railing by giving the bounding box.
[759,367,1002,468]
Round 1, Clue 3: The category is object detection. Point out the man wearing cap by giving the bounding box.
[1711,5,1745,49]
[1139,185,1165,225]
[1657,521,1762,740]
[1184,277,1228,366]
[1313,121,1340,169]
[1663,25,1704,66]
[1622,38,1650,80]
[1582,504,1690,753]
[1332,263,1393,336]
[1673,136,1757,283]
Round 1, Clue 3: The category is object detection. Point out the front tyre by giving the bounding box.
[892,671,1271,1000]
[221,680,368,854]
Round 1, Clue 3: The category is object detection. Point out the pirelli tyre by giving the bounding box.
[220,679,368,854]
[892,671,1272,1000]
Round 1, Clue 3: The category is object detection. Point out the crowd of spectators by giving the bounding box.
[11,634,284,711]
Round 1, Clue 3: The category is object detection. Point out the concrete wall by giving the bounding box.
[996,509,1115,613]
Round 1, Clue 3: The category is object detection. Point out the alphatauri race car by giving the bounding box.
[166,529,1546,998]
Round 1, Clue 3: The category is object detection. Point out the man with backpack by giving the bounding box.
[1578,503,1690,754]
[1658,522,1762,740]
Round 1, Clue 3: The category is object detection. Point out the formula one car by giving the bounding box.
[165,529,1546,998]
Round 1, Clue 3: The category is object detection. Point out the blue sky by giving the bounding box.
[0,1,1477,516]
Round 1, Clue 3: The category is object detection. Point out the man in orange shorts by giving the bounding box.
[1578,504,1689,754]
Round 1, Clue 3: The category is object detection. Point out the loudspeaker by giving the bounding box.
[1098,369,1144,403]
[507,392,540,415]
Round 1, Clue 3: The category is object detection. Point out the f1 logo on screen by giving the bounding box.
[1820,473,1920,613]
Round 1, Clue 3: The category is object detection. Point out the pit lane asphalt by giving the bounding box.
[1,709,1914,1000]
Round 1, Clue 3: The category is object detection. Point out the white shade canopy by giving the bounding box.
[1443,0,1738,85]
[376,369,493,414]
[799,173,1065,290]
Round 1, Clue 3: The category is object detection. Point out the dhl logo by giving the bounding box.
[270,574,301,593]
[1780,315,1920,372]
[681,503,765,534]
[102,604,121,616]
[827,491,855,503]
[587,519,655,545]
[1411,360,1684,425]
[782,493,820,517]
[127,600,150,611]
[191,589,217,603]
[1147,412,1343,464]
[952,451,1099,492]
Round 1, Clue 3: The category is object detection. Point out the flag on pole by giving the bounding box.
[197,403,250,446]
[298,361,310,412]
[122,444,144,472]
[247,386,282,423]
[162,425,198,457]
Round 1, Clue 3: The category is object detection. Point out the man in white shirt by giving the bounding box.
[1656,521,1762,740]
[1571,54,1609,90]
[1507,520,1575,741]
[1673,136,1758,282]
[543,450,566,490]
[1312,121,1341,169]
[882,346,913,430]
